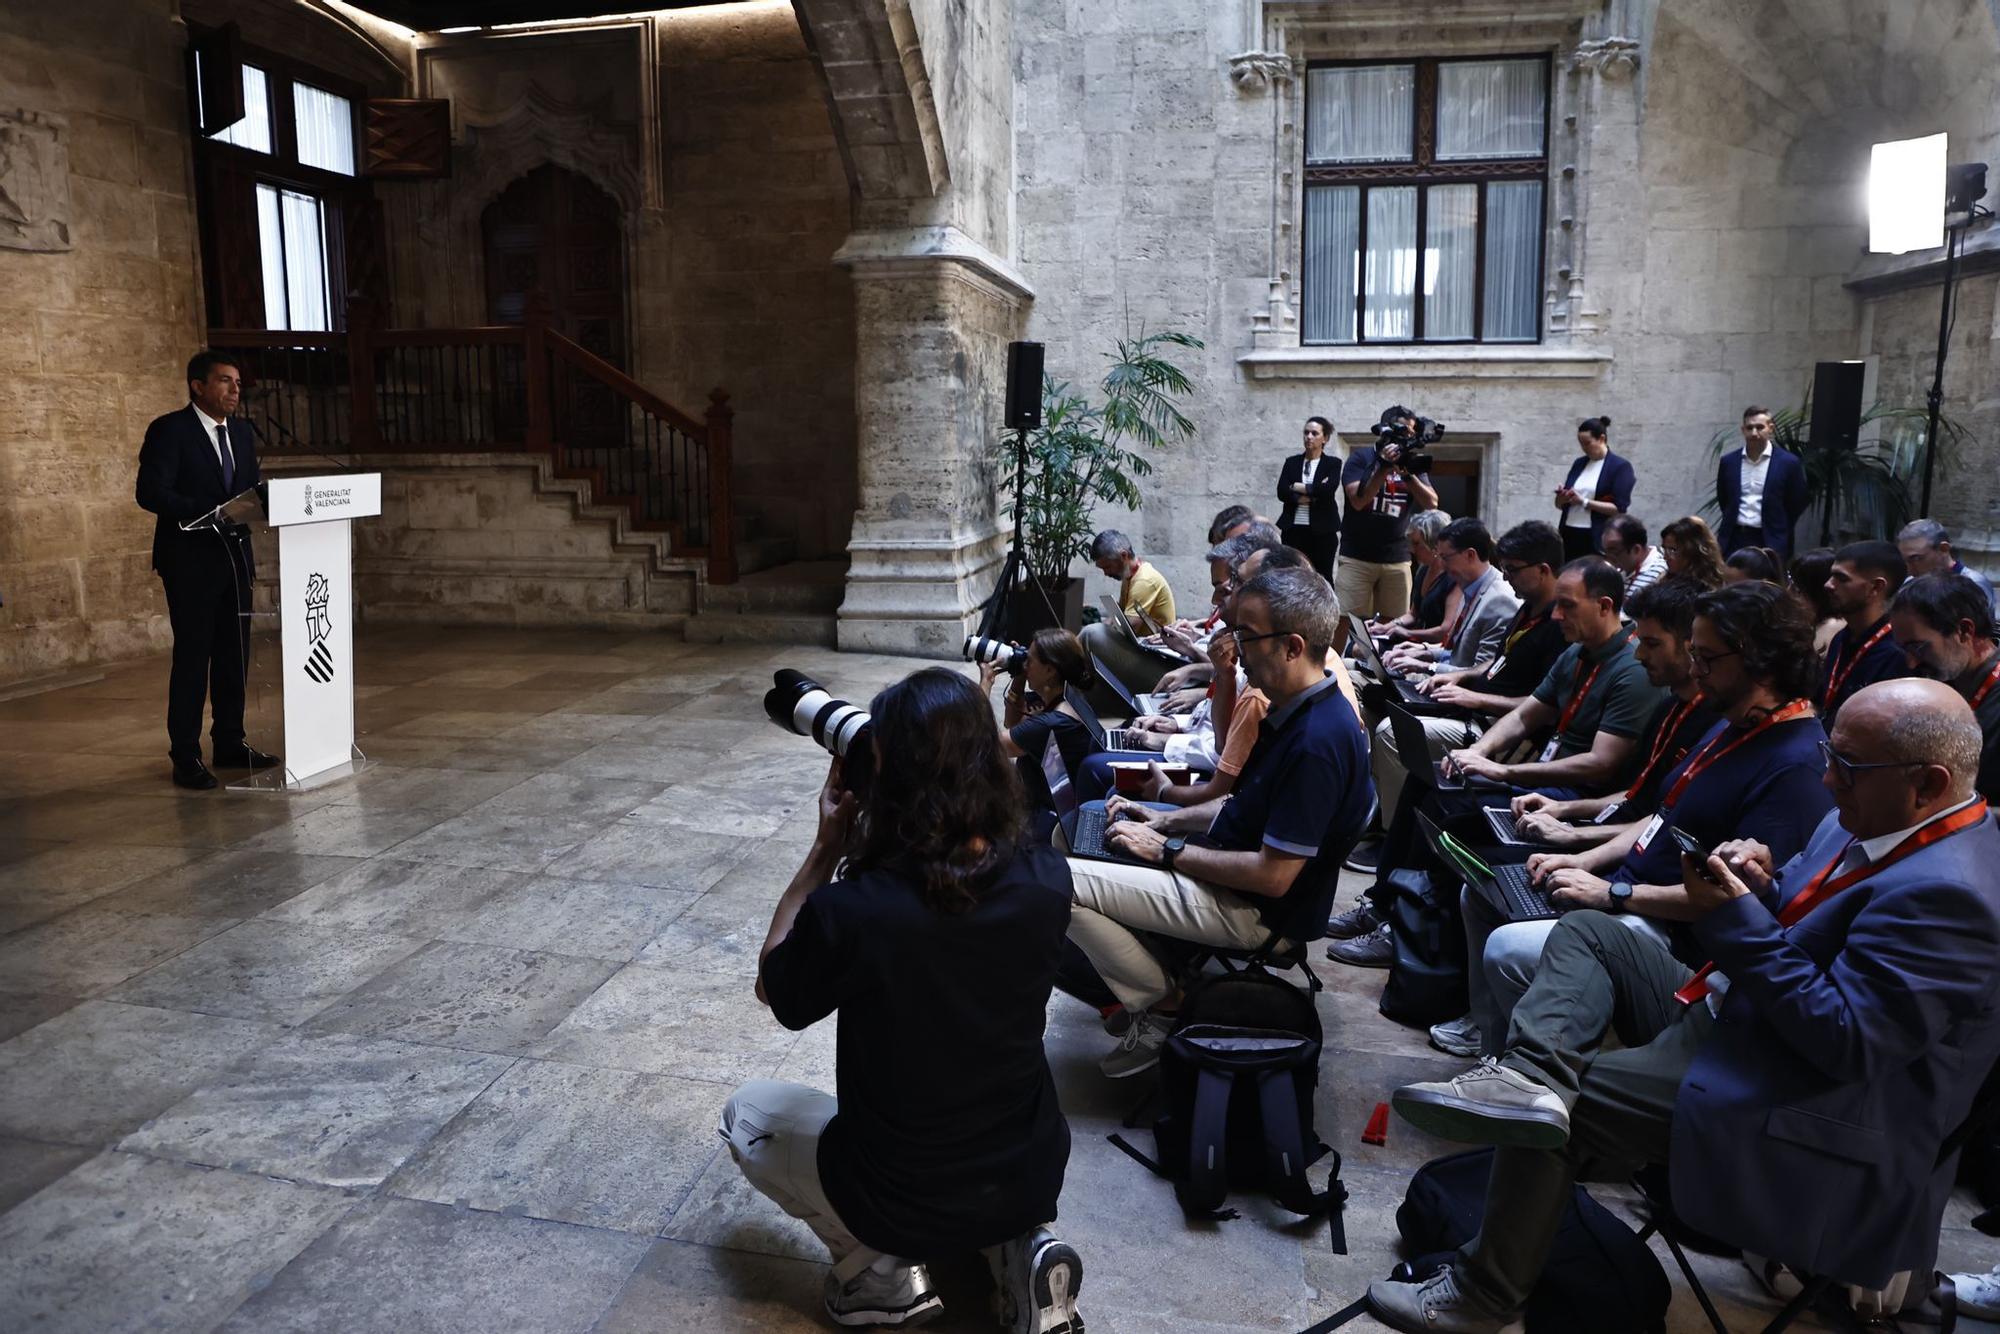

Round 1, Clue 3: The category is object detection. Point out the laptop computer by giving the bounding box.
[1091,654,1172,721]
[1416,811,1558,922]
[1064,798,1181,863]
[1067,683,1145,753]
[1385,699,1509,796]
[1346,613,1436,710]
[1482,805,1539,847]
[1100,595,1186,667]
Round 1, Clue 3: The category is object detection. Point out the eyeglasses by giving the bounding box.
[1817,740,1924,788]
[1686,647,1740,676]
[1498,561,1536,576]
[1227,628,1293,651]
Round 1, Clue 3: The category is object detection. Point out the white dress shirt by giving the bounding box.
[1737,448,1771,528]
[1297,454,1320,515]
[191,402,234,479]
[1565,457,1604,528]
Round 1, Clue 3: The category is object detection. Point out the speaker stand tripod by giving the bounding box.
[976,423,1062,642]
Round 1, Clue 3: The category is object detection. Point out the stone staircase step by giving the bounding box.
[701,559,847,615]
[734,533,797,577]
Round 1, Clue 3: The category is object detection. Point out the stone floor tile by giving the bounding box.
[388,1059,727,1234]
[374,708,539,739]
[550,692,697,717]
[0,908,238,995]
[636,889,780,978]
[90,850,364,920]
[620,781,808,837]
[213,1196,651,1334]
[104,920,428,1026]
[0,1136,93,1213]
[319,764,535,814]
[0,1001,279,1145]
[382,810,612,872]
[0,1153,354,1334]
[544,819,754,891]
[462,772,669,823]
[0,842,211,933]
[301,940,618,1055]
[260,858,534,937]
[659,1134,828,1262]
[529,963,797,1083]
[594,1239,831,1333]
[120,1032,512,1188]
[230,802,453,857]
[0,990,78,1043]
[440,874,698,962]
[424,734,607,771]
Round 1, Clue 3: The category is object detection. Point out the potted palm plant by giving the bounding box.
[992,329,1203,638]
[1703,393,1967,546]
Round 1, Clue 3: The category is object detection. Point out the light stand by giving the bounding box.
[1919,162,1988,519]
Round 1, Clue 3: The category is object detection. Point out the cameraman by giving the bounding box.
[740,667,1083,1331]
[1339,406,1439,629]
[981,628,1104,818]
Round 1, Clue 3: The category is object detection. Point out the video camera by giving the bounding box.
[764,669,877,796]
[1370,404,1446,475]
[962,635,1028,675]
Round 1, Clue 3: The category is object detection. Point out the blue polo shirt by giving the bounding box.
[1200,673,1372,926]
[1616,712,1831,891]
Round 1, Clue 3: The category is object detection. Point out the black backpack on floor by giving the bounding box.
[1397,1149,1670,1333]
[1379,866,1470,1028]
[1110,964,1348,1250]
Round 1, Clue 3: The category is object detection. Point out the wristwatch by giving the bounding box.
[1607,881,1632,914]
[1161,836,1186,869]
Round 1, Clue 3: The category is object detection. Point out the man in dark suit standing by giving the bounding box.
[136,351,278,789]
[1715,405,1809,560]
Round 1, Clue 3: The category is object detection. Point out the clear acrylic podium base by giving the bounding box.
[226,743,372,794]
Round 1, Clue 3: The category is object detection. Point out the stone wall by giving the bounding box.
[0,0,203,685]
[1009,0,2000,605]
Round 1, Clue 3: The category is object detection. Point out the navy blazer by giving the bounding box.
[1672,805,2000,1287]
[1558,450,1635,551]
[1715,446,1808,560]
[135,405,262,576]
[1276,451,1343,533]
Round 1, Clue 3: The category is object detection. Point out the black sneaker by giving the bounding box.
[1342,839,1382,874]
[1324,898,1384,940]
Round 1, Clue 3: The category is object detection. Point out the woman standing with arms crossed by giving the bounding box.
[1276,415,1342,580]
[1553,415,1634,562]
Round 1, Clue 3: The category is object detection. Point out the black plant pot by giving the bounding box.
[1003,575,1084,641]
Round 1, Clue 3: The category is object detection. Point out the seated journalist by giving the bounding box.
[740,667,1084,1332]
[1065,566,1371,1077]
[1370,678,2000,1333]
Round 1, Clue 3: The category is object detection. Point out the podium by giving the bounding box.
[251,473,383,789]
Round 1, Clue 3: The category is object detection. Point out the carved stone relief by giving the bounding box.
[0,108,73,253]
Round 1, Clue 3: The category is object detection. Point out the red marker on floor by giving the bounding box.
[1362,1101,1390,1146]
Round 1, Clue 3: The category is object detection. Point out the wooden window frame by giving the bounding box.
[1302,54,1552,347]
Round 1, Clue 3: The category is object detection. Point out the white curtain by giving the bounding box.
[256,184,332,332]
[212,64,272,154]
[1437,59,1546,160]
[1305,65,1414,163]
[1364,187,1417,340]
[293,82,356,176]
[1482,180,1543,341]
[1424,184,1478,339]
[1302,186,1360,344]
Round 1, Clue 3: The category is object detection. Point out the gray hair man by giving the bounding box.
[1896,519,1997,615]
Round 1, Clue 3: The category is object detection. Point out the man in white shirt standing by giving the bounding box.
[1716,405,1808,561]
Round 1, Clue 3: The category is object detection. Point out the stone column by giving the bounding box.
[833,226,1033,656]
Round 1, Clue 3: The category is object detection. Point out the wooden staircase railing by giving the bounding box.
[206,305,736,584]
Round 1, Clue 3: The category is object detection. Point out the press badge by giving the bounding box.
[1633,813,1665,853]
[1593,799,1624,825]
[1537,738,1561,763]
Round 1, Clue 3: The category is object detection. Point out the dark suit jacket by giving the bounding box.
[136,405,261,577]
[1715,446,1808,560]
[1673,806,2000,1287]
[1558,450,1635,550]
[1276,452,1342,533]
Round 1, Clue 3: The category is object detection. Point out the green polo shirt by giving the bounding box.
[1530,626,1663,758]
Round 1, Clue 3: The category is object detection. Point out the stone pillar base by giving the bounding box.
[836,528,1006,657]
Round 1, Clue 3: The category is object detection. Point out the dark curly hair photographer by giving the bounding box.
[736,664,1084,1329]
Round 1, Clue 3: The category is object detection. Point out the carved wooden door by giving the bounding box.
[482,164,626,447]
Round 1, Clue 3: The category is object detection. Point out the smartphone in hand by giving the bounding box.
[1669,826,1720,881]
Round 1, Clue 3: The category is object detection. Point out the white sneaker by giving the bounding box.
[1099,1009,1173,1079]
[1427,1015,1483,1058]
[985,1226,1086,1334]
[1391,1057,1570,1149]
[1945,1261,2000,1318]
[1368,1263,1525,1334]
[823,1261,943,1327]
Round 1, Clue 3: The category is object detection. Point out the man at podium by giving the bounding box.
[135,350,279,789]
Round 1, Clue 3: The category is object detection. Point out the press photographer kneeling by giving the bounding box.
[734,667,1083,1332]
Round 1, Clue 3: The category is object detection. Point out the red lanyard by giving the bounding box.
[1968,655,2000,710]
[1677,799,1990,1004]
[1504,609,1548,654]
[1445,585,1478,648]
[1555,632,1627,737]
[1822,620,1891,709]
[1625,692,1704,799]
[1658,699,1814,810]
